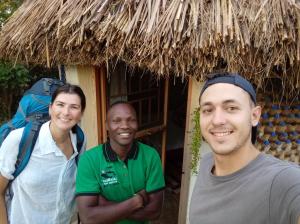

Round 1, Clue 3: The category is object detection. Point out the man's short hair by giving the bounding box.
[199,72,258,144]
[109,100,132,108]
[107,101,137,120]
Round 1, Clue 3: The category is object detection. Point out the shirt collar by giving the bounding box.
[39,121,78,155]
[103,141,139,162]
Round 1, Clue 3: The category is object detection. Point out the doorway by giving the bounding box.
[155,78,188,224]
[99,61,189,223]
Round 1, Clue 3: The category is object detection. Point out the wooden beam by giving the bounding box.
[161,78,169,170]
[178,77,203,224]
[95,67,102,145]
[99,66,108,143]
[135,125,166,138]
[65,65,99,149]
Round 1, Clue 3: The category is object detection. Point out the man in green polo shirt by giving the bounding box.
[76,102,165,224]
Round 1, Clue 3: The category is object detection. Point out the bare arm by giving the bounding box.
[0,175,9,224]
[128,190,164,221]
[76,193,144,224]
[98,189,164,221]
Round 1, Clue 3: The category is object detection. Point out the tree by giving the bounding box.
[0,0,27,123]
[0,0,22,28]
[0,0,59,124]
[0,60,30,121]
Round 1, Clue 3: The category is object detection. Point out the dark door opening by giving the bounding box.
[155,78,188,224]
[106,61,188,223]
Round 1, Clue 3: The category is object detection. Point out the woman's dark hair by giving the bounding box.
[51,83,86,112]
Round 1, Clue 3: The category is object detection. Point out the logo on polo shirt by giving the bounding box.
[100,168,119,187]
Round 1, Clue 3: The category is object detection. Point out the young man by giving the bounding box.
[189,73,300,224]
[76,102,165,224]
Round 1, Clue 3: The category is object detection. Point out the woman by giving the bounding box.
[0,83,86,224]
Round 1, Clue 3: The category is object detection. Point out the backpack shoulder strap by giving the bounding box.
[74,125,85,165]
[13,121,43,179]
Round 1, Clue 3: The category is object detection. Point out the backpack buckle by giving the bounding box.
[31,122,42,131]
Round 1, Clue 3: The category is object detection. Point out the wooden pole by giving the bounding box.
[99,65,107,143]
[178,77,203,224]
[161,78,169,170]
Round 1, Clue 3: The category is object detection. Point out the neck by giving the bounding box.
[213,144,260,176]
[49,122,70,144]
[109,141,132,161]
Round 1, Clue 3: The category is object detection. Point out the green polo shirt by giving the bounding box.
[76,141,165,224]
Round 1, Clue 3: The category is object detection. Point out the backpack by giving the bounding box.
[0,78,85,179]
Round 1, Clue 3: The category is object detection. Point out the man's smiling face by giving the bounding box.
[199,83,260,156]
[106,103,138,151]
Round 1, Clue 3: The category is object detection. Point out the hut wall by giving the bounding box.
[65,65,99,149]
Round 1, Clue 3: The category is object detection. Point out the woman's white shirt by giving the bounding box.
[0,121,85,224]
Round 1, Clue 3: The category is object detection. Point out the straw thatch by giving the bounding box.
[0,0,300,97]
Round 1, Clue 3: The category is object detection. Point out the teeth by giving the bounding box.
[119,133,130,136]
[213,132,231,137]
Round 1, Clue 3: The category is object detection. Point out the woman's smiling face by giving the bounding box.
[49,93,83,132]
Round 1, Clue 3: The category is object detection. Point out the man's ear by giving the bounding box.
[251,105,261,127]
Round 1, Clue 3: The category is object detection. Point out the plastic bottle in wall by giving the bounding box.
[257,123,265,138]
[261,112,269,125]
[278,132,289,142]
[281,105,290,116]
[295,139,300,154]
[295,114,300,126]
[290,151,299,164]
[274,140,283,153]
[291,105,300,114]
[264,122,275,134]
[286,124,296,133]
[273,113,282,125]
[277,121,287,133]
[262,140,271,153]
[289,131,299,141]
[283,139,293,152]
[286,113,296,124]
[269,104,280,116]
[269,132,278,143]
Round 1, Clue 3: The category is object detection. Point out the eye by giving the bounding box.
[226,106,238,112]
[112,119,121,123]
[201,107,213,114]
[70,105,81,110]
[130,118,137,122]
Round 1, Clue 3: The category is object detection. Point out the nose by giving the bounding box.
[119,120,129,129]
[62,106,70,115]
[211,108,226,126]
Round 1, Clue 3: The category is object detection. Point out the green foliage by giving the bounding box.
[0,0,22,27]
[0,60,30,122]
[0,102,9,125]
[0,0,24,124]
[0,61,30,89]
[0,0,60,125]
[190,107,201,174]
[0,61,59,124]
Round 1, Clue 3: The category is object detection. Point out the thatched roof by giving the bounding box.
[0,0,300,97]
